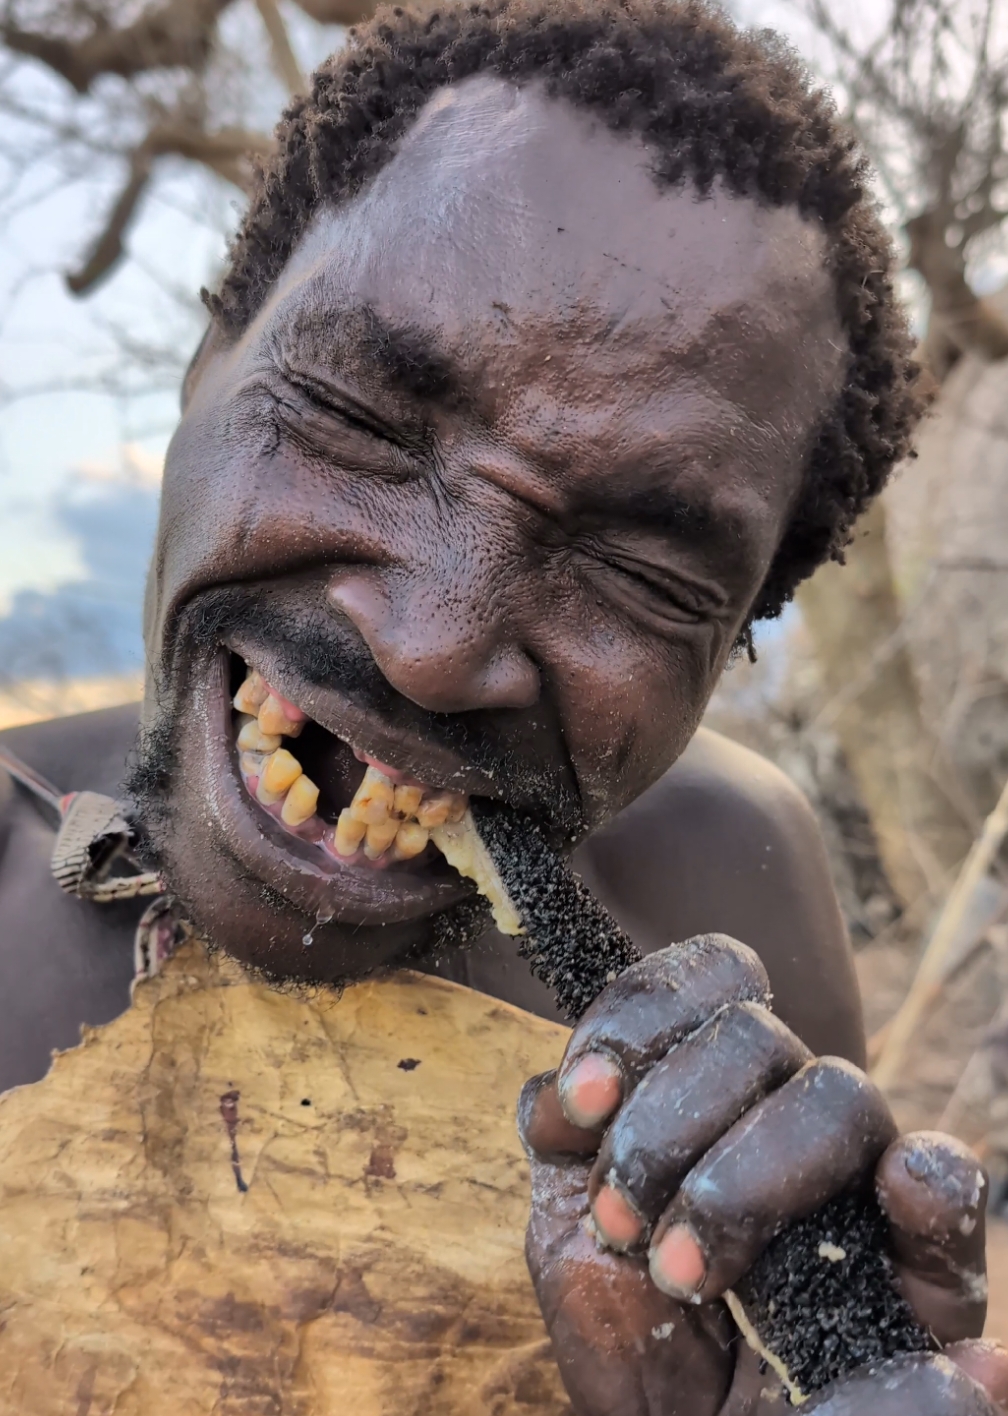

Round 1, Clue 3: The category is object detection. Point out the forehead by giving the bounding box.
[276,75,842,427]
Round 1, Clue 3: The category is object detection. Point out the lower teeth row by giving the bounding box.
[233,671,468,864]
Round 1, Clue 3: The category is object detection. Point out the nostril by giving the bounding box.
[326,571,540,713]
[478,648,541,710]
[327,573,387,627]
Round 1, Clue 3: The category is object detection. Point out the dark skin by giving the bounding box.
[1,76,1006,1412]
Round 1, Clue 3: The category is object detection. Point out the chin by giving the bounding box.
[132,641,500,985]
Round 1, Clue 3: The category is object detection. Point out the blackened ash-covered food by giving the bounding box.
[728,1190,933,1403]
[469,799,642,1022]
[455,803,933,1400]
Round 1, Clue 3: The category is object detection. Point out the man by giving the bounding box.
[1,1,1005,1409]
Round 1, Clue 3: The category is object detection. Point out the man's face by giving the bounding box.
[140,76,845,980]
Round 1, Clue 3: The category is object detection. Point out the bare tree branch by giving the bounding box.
[66,148,153,293]
[290,0,377,23]
[254,0,304,95]
[799,0,1008,373]
[1,0,237,93]
[906,209,1008,359]
[63,118,274,295]
[146,119,274,186]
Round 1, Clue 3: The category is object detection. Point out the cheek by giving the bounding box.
[538,613,716,821]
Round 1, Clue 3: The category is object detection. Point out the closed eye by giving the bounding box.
[587,546,728,629]
[281,369,413,449]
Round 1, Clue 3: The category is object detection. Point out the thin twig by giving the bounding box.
[873,773,1008,1090]
[254,0,305,96]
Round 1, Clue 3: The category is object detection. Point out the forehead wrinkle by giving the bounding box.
[468,273,837,459]
[498,361,777,485]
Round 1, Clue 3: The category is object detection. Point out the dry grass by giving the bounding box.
[0,676,142,731]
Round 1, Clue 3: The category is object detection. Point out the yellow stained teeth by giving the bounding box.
[364,819,400,860]
[348,766,396,825]
[415,791,467,829]
[281,774,319,827]
[392,821,429,861]
[261,748,303,796]
[334,809,367,857]
[393,784,424,819]
[240,732,477,866]
[237,719,282,753]
[256,778,286,806]
[233,672,268,715]
[258,694,304,738]
[338,768,471,860]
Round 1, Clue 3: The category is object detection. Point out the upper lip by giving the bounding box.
[227,632,504,799]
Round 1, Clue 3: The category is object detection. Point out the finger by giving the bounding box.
[587,1002,810,1251]
[946,1341,1008,1412]
[877,1132,989,1343]
[526,1153,734,1416]
[557,934,770,1129]
[803,1354,1002,1415]
[648,1057,897,1302]
[519,1071,602,1161]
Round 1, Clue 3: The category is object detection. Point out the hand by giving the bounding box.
[519,934,1008,1416]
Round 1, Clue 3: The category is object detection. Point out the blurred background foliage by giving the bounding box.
[3,0,1008,1193]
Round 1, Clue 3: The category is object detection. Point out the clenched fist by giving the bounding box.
[519,935,1008,1415]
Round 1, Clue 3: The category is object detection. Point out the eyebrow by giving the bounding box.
[353,304,474,412]
[576,481,716,542]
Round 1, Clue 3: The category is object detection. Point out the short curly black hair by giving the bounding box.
[209,0,925,624]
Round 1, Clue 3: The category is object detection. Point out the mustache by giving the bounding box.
[163,583,583,834]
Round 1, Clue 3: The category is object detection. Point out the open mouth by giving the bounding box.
[230,661,469,870]
[192,643,498,930]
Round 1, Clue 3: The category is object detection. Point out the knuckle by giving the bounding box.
[804,1057,895,1134]
[562,934,772,1080]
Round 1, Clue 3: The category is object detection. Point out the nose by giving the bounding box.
[327,569,541,714]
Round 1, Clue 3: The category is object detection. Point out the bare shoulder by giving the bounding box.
[0,705,143,1095]
[574,727,866,1063]
[0,701,142,798]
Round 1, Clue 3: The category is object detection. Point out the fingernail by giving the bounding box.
[558,1053,622,1128]
[649,1224,707,1301]
[592,1182,644,1251]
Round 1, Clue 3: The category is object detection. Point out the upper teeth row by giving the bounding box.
[232,671,468,861]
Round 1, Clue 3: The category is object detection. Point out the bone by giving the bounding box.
[233,672,268,715]
[260,748,303,796]
[237,718,282,754]
[392,821,429,861]
[333,809,367,857]
[364,818,400,860]
[281,774,319,827]
[431,813,523,936]
[258,693,305,738]
[348,766,396,825]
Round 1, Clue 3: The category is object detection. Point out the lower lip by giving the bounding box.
[194,652,475,926]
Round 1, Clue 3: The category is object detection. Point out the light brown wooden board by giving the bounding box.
[0,940,573,1415]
